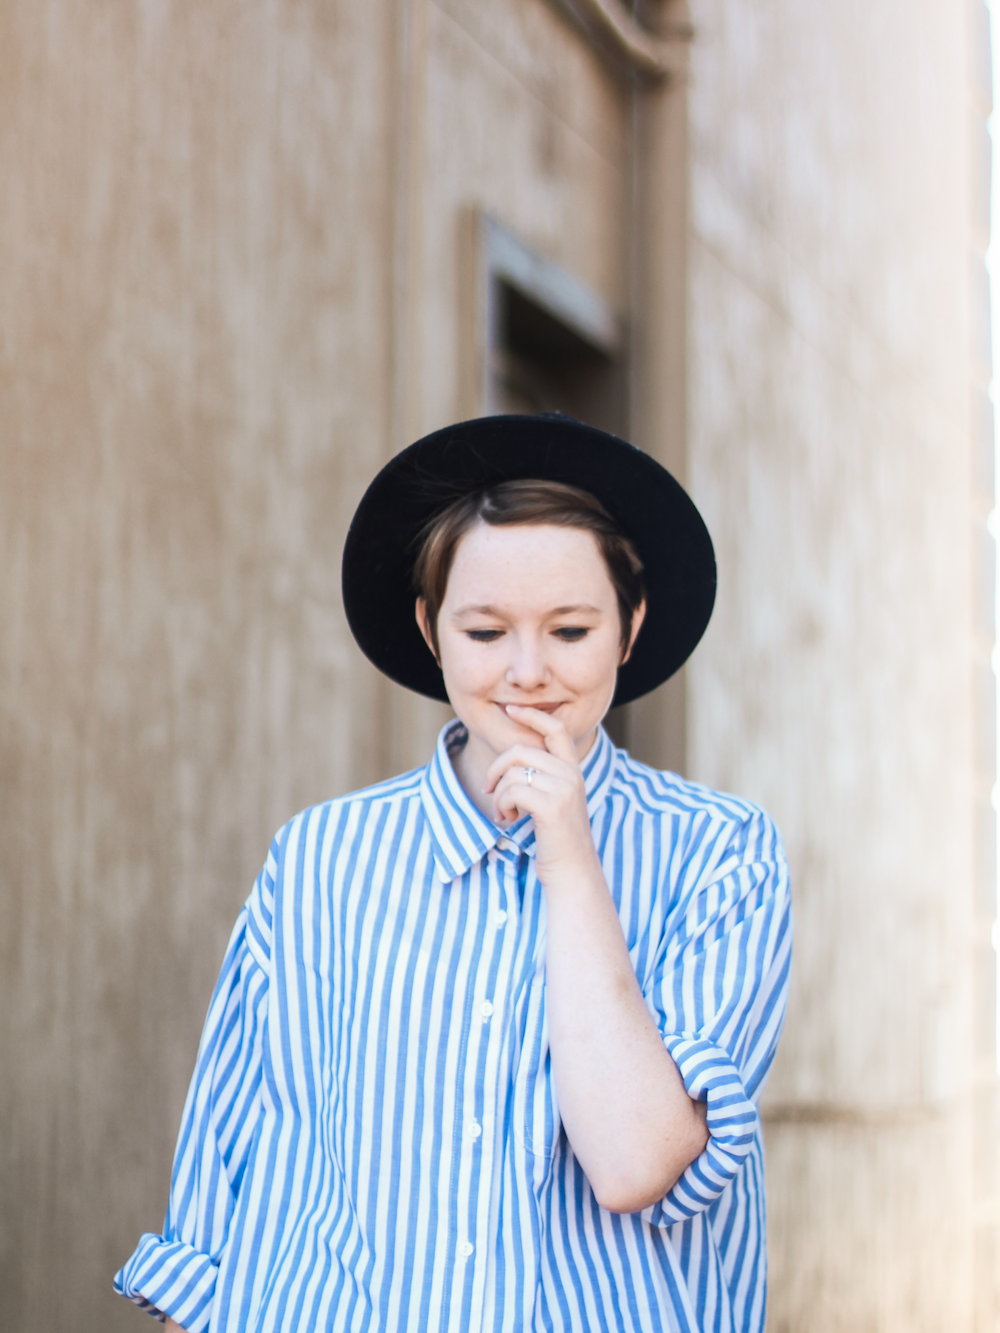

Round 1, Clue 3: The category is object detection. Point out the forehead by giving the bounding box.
[444,522,614,603]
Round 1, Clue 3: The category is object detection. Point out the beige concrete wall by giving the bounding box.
[0,6,401,1327]
[685,0,995,1327]
[0,3,633,1329]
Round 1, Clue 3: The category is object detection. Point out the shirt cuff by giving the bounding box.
[114,1233,219,1333]
[644,1035,759,1226]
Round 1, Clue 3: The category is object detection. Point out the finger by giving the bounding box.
[504,705,578,762]
[493,770,550,823]
[494,786,526,824]
[483,745,569,794]
[500,709,576,769]
[493,774,528,823]
[492,764,552,803]
[484,749,558,793]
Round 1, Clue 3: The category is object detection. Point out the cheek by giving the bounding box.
[438,640,498,697]
[567,635,623,689]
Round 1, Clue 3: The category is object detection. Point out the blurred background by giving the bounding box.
[0,1,997,1329]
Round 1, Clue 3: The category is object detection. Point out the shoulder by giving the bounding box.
[608,748,786,871]
[251,767,429,930]
[268,765,426,854]
[610,748,772,827]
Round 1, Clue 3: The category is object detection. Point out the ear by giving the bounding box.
[415,598,440,664]
[620,599,647,666]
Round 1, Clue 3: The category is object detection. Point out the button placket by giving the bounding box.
[457,861,508,1299]
[456,857,520,1325]
[464,855,508,1153]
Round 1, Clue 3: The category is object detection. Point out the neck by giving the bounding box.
[451,724,600,824]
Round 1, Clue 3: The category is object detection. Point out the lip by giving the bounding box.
[497,701,564,715]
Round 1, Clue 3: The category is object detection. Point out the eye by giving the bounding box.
[466,629,504,642]
[553,627,589,641]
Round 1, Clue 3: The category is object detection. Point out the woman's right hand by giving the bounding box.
[164,1320,187,1333]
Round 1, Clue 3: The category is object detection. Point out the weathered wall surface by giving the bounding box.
[0,6,400,1328]
[685,0,995,1327]
[0,3,631,1330]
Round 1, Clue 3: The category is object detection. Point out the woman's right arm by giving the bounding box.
[113,846,277,1330]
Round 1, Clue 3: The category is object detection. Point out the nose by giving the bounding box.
[505,634,550,692]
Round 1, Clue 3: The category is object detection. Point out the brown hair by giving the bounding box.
[412,479,645,658]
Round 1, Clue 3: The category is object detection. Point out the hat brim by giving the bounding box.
[341,414,716,708]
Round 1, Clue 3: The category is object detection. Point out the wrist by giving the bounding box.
[536,848,608,902]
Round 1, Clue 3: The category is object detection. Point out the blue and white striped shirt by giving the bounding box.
[116,721,791,1333]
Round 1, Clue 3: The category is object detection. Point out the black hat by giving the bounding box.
[342,414,716,707]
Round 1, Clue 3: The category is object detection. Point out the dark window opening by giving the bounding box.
[490,280,626,437]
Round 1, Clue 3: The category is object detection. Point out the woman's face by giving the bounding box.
[417,521,644,765]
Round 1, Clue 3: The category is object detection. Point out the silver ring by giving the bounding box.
[524,767,537,786]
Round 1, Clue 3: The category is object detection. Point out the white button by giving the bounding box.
[467,1119,482,1139]
[480,1000,494,1019]
[459,1240,474,1258]
[499,838,516,852]
[495,910,508,926]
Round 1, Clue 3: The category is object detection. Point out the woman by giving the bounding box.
[116,413,791,1333]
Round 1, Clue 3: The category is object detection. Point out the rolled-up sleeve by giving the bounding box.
[114,849,275,1330]
[644,807,792,1227]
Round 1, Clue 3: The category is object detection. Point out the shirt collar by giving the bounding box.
[419,719,618,883]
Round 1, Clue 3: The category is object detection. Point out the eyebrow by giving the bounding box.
[452,603,603,617]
